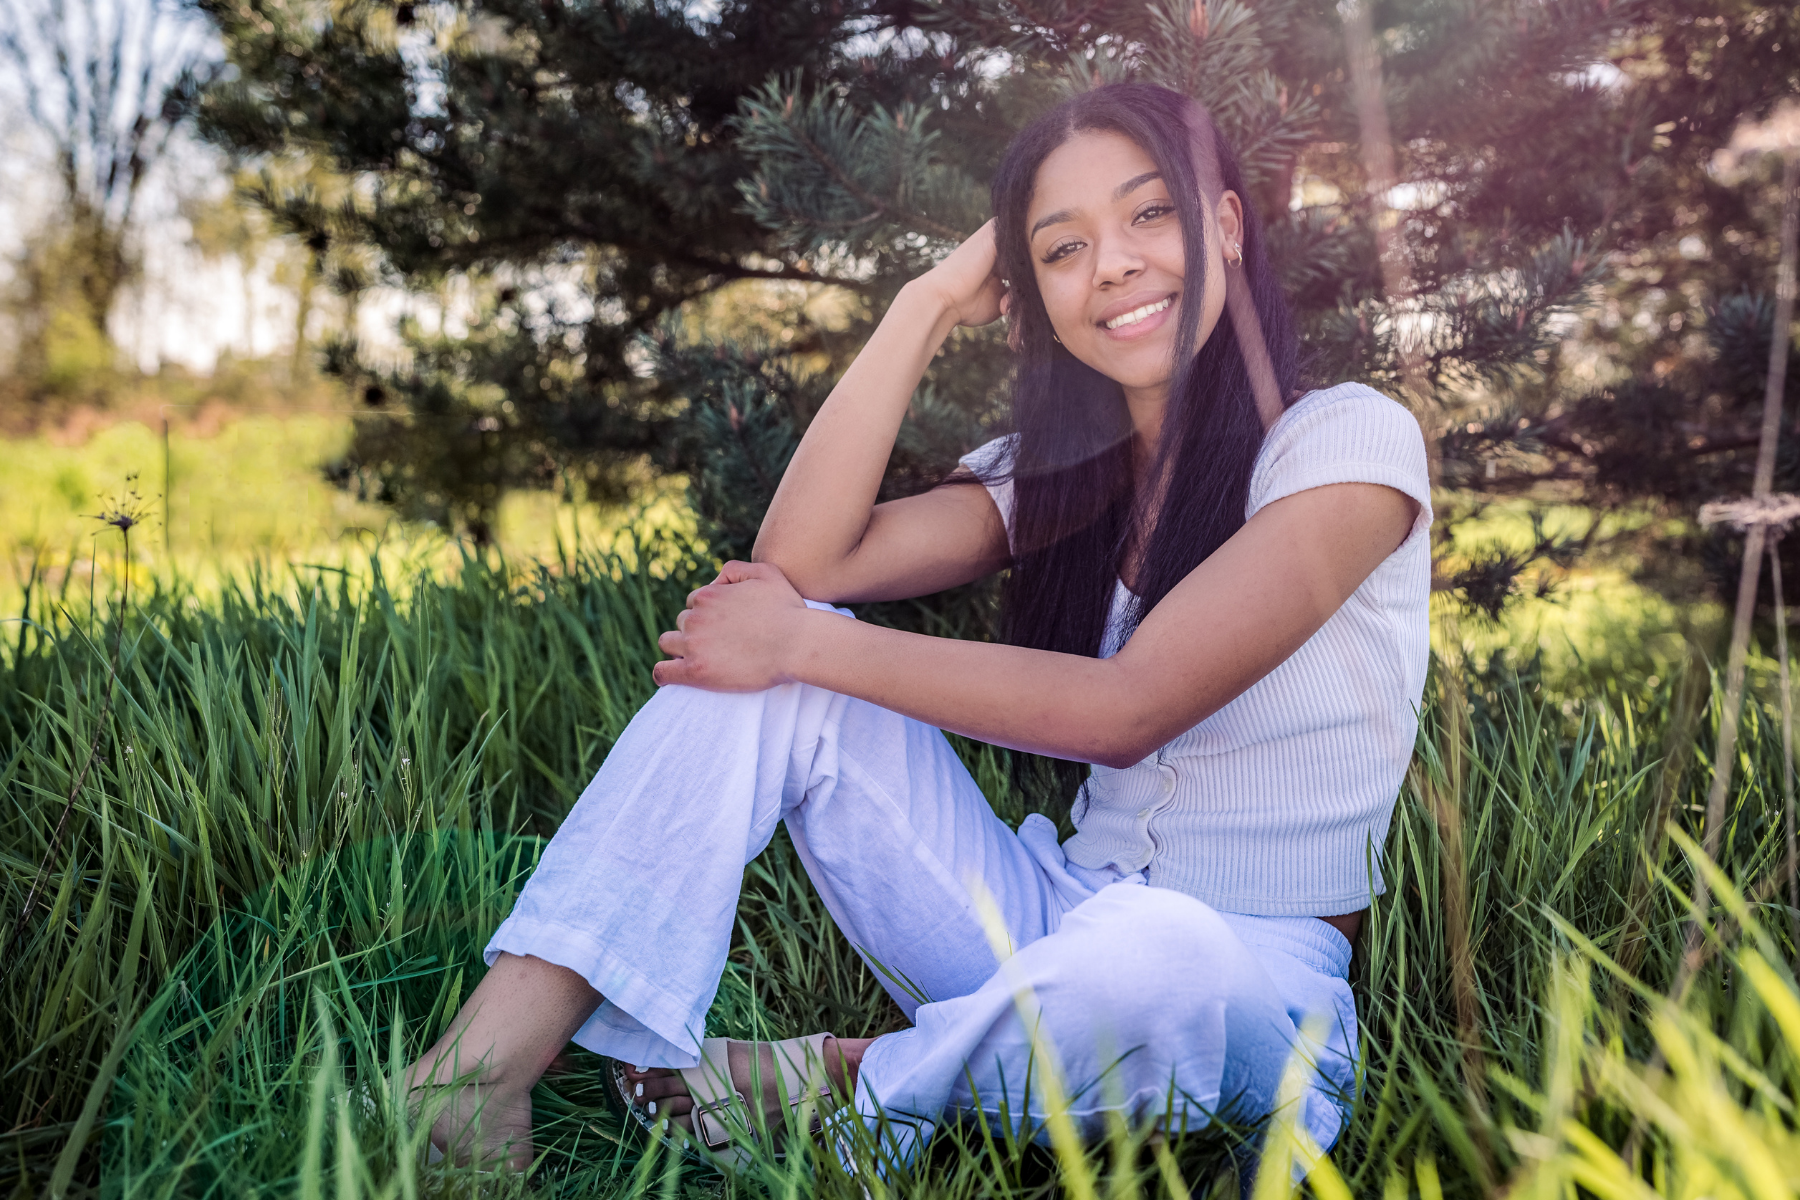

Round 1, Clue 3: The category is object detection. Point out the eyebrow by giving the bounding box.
[1027,171,1166,240]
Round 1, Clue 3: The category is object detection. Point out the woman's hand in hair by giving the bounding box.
[653,561,815,692]
[914,219,1007,329]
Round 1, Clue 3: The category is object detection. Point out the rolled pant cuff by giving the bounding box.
[483,913,707,1069]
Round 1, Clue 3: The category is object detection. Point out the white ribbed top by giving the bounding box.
[959,382,1432,916]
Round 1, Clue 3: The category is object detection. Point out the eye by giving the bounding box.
[1134,202,1175,224]
[1041,238,1085,264]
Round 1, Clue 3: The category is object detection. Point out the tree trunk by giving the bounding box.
[291,250,317,380]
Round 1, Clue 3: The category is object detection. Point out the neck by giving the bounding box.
[1120,384,1173,590]
[1121,382,1170,464]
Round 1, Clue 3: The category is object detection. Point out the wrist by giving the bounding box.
[895,278,963,343]
[781,604,844,688]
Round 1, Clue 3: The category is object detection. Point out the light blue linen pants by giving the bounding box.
[483,640,1358,1155]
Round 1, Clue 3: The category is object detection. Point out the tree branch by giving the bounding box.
[782,117,963,243]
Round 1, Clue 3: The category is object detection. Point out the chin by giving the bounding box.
[1088,346,1177,392]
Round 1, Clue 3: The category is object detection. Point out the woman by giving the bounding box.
[407,82,1430,1171]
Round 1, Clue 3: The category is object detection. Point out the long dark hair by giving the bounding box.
[990,83,1302,669]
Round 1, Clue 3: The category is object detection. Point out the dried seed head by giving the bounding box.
[1700,493,1800,532]
[94,473,152,534]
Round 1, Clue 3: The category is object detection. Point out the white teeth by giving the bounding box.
[1104,297,1172,330]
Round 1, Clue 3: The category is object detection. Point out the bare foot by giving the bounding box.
[412,1074,536,1170]
[401,953,604,1171]
[622,1036,876,1139]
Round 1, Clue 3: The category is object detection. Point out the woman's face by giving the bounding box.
[1025,128,1242,406]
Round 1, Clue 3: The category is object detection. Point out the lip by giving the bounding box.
[1096,291,1178,341]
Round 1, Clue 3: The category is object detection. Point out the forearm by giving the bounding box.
[661,485,1417,764]
[752,282,960,590]
[785,610,1169,768]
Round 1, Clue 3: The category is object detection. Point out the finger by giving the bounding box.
[658,630,686,657]
[716,559,768,584]
[675,609,689,632]
[652,658,692,687]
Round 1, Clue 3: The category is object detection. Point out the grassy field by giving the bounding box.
[3,416,1798,1198]
[2,513,1799,1199]
[0,413,696,618]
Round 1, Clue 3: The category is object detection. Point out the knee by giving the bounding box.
[1027,886,1259,1017]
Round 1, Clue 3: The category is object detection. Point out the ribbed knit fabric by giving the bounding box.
[958,382,1432,917]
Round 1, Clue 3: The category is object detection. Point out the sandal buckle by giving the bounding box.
[691,1090,750,1150]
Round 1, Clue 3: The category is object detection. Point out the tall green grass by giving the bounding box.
[3,528,1797,1198]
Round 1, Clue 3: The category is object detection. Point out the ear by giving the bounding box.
[1215,190,1245,261]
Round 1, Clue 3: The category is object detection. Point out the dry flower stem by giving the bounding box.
[1340,0,1426,407]
[1687,150,1799,975]
[1771,537,1800,958]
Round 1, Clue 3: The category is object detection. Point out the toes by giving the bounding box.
[637,1076,688,1102]
[642,1095,693,1118]
[621,1064,697,1134]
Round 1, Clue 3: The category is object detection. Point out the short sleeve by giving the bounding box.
[1249,383,1432,541]
[958,433,1019,547]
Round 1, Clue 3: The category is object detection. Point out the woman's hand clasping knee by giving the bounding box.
[654,561,815,692]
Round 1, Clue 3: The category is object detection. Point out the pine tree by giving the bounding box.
[193,0,1798,620]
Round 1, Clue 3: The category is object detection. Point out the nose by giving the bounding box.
[1091,230,1145,288]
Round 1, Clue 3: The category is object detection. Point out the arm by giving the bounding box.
[752,222,1012,604]
[658,481,1420,768]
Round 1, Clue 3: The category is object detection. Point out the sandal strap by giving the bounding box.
[768,1032,836,1126]
[678,1039,744,1151]
[674,1033,840,1152]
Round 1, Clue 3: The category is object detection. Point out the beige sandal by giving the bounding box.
[607,1033,838,1168]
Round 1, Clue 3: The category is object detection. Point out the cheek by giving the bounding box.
[1034,277,1084,338]
[1152,229,1188,288]
[1200,255,1228,320]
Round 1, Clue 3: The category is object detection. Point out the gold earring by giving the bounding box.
[1230,242,1243,266]
[1052,332,1063,345]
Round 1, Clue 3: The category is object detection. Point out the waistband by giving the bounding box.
[1216,911,1353,980]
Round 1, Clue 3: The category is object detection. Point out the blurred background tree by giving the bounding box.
[178,153,354,378]
[1427,0,1800,612]
[181,0,1800,622]
[0,0,218,401]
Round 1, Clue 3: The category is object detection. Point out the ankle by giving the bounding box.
[407,1047,530,1099]
[821,1036,876,1096]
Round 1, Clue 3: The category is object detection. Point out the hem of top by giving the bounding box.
[1154,885,1385,920]
[1253,459,1432,521]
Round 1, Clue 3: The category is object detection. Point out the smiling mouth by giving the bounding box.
[1102,296,1174,331]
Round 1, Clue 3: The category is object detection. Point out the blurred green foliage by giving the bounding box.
[0,413,696,621]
